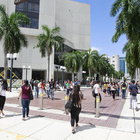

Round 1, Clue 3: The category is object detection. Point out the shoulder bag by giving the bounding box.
[65,94,73,112]
[30,87,34,100]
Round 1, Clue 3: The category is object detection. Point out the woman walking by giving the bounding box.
[111,82,117,101]
[18,80,32,120]
[68,84,83,134]
[0,79,8,118]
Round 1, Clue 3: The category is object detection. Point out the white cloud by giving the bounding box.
[91,46,101,52]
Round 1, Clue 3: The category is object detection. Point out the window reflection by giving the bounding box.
[16,0,40,29]
[54,44,75,66]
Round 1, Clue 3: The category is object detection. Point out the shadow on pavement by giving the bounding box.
[5,114,21,118]
[76,124,96,133]
[29,115,45,119]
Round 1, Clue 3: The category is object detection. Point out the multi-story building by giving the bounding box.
[0,0,91,82]
[108,55,130,79]
[109,55,120,72]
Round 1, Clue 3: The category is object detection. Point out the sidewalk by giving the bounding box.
[0,91,140,140]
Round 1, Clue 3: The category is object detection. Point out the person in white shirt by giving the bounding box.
[92,80,102,108]
[0,79,8,118]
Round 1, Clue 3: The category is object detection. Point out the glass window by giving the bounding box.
[16,0,40,29]
[54,44,75,66]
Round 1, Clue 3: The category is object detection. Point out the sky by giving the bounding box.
[74,0,127,57]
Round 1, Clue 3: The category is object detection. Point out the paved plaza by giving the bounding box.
[0,87,140,140]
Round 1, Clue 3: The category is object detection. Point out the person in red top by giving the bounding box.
[38,80,45,95]
[18,80,32,121]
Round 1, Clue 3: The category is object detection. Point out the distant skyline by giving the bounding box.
[74,0,127,57]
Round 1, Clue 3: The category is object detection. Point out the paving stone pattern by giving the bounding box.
[5,89,125,128]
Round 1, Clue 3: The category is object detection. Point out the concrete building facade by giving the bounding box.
[109,55,120,72]
[0,0,90,82]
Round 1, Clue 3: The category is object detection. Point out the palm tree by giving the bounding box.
[110,0,140,75]
[82,49,99,82]
[110,0,140,42]
[63,51,82,81]
[0,4,30,79]
[34,25,65,81]
[123,41,137,78]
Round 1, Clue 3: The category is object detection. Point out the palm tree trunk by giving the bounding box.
[48,55,50,81]
[4,49,7,79]
[72,72,74,82]
[89,67,91,83]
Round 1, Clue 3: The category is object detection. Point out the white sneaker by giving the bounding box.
[1,114,5,118]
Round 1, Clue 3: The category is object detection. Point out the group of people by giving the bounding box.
[31,79,55,100]
[91,79,139,111]
[103,81,127,100]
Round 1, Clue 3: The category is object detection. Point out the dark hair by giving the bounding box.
[96,80,100,84]
[24,80,29,86]
[132,80,135,84]
[2,79,8,90]
[72,85,80,104]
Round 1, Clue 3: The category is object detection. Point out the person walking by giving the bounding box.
[0,79,8,118]
[18,80,32,120]
[50,79,55,100]
[103,82,108,96]
[121,80,127,99]
[38,80,45,97]
[46,81,50,99]
[111,82,117,101]
[68,84,83,134]
[107,82,111,96]
[33,80,39,98]
[92,80,102,108]
[66,80,70,96]
[129,80,139,111]
[70,81,74,91]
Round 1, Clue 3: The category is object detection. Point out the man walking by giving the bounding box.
[121,80,127,99]
[92,80,102,108]
[50,79,55,100]
[129,80,139,111]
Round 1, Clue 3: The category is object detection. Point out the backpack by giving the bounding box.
[65,94,73,112]
[131,85,137,96]
[122,82,126,88]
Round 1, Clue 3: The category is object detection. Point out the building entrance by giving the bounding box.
[32,70,45,80]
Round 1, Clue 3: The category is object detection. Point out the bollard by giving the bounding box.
[64,95,68,114]
[96,96,100,117]
[40,93,43,110]
[19,96,22,107]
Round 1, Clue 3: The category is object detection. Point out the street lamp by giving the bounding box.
[82,71,86,86]
[55,65,60,82]
[60,66,66,89]
[23,66,31,80]
[7,53,18,92]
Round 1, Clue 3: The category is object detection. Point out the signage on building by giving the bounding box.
[14,0,27,5]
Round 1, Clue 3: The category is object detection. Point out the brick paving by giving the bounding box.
[5,88,126,128]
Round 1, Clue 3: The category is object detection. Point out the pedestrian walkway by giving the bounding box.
[0,89,140,140]
[5,89,126,128]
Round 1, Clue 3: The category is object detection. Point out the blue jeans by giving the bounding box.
[50,89,54,99]
[67,89,69,95]
[46,90,50,98]
[34,86,38,98]
[22,99,30,118]
[122,89,126,99]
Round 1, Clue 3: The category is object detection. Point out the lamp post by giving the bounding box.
[7,53,18,92]
[55,65,60,82]
[82,71,86,86]
[23,66,31,80]
[60,66,66,89]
